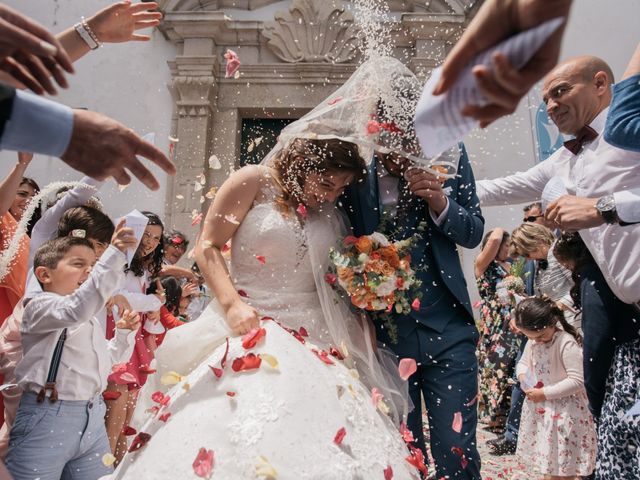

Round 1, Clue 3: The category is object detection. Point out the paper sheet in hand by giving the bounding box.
[624,399,640,418]
[122,209,149,264]
[414,17,564,157]
[541,176,569,211]
[520,367,537,392]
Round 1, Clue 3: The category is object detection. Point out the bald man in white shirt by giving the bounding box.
[477,56,640,305]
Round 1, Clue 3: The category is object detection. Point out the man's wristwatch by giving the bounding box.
[595,194,618,224]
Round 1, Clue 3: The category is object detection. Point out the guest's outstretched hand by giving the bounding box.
[111,219,138,252]
[0,4,74,95]
[87,1,162,43]
[116,309,141,331]
[62,109,176,190]
[433,0,572,127]
[545,195,604,231]
[405,167,448,216]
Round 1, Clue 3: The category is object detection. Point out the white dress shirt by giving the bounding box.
[378,162,449,225]
[16,246,136,401]
[477,108,640,304]
[24,177,104,299]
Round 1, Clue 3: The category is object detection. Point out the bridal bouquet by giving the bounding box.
[496,258,526,305]
[327,232,422,342]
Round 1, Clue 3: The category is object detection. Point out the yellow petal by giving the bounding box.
[255,456,278,479]
[102,453,116,467]
[347,384,356,398]
[377,399,391,415]
[182,382,191,391]
[339,341,350,359]
[260,353,279,370]
[160,371,183,386]
[348,369,359,380]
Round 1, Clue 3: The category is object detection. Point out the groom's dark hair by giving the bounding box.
[275,138,366,205]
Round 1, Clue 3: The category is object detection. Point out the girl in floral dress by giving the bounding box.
[514,296,596,479]
[475,228,522,430]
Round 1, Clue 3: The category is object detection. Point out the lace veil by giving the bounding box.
[261,56,431,423]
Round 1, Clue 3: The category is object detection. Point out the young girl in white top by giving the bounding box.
[104,211,165,464]
[514,296,596,479]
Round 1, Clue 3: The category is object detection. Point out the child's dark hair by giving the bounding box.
[514,296,582,345]
[147,276,182,315]
[57,206,115,245]
[163,229,189,251]
[21,177,41,237]
[552,232,595,310]
[127,211,164,278]
[33,237,94,288]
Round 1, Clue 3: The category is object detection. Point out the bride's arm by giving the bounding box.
[194,165,264,335]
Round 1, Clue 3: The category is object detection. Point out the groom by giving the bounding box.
[342,143,484,479]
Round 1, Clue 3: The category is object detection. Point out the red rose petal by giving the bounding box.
[452,411,463,433]
[209,338,230,379]
[343,235,358,246]
[536,407,546,414]
[384,465,393,480]
[261,316,274,322]
[366,119,381,134]
[324,273,337,285]
[210,366,223,378]
[111,363,127,374]
[226,391,236,397]
[192,447,215,478]
[398,358,417,380]
[231,353,262,372]
[128,432,152,452]
[237,289,249,298]
[223,49,241,78]
[151,391,165,404]
[405,445,427,476]
[102,391,121,401]
[411,298,421,311]
[139,365,156,374]
[400,422,414,443]
[255,255,266,264]
[296,203,308,219]
[122,425,137,436]
[159,412,171,422]
[241,327,266,350]
[534,381,545,388]
[329,346,345,360]
[311,349,335,365]
[298,327,309,337]
[333,427,346,445]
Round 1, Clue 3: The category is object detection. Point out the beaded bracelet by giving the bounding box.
[74,17,101,50]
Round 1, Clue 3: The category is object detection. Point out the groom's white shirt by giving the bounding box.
[477,108,640,304]
[378,161,449,225]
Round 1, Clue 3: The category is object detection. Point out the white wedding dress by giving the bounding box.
[113,177,416,479]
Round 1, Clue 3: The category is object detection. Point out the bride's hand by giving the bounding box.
[225,299,259,335]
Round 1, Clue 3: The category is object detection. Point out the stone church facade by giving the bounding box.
[156,0,479,234]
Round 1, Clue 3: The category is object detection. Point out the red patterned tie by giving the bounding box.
[563,125,598,155]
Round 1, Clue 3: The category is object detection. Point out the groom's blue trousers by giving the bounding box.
[378,292,481,479]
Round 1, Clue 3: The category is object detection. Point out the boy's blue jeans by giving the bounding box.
[6,392,113,480]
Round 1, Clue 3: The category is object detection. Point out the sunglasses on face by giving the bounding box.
[524,215,544,222]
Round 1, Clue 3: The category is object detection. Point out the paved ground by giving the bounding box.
[422,415,541,479]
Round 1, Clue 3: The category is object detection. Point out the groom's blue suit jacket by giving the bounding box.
[341,143,484,334]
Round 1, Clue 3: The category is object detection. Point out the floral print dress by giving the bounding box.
[476,261,522,424]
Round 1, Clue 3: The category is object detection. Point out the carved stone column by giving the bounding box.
[165,45,218,237]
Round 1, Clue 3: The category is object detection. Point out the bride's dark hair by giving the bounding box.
[273,138,366,207]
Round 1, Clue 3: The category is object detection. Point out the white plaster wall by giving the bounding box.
[1,1,639,306]
[0,0,176,220]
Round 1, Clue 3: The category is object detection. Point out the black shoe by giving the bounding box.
[489,437,517,455]
[486,435,504,448]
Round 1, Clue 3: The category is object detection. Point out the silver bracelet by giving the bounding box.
[74,17,101,50]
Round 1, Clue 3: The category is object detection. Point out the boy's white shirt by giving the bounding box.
[15,245,136,401]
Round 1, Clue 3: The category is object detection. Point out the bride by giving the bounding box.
[113,58,424,480]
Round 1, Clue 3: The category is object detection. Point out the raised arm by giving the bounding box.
[474,228,503,278]
[0,152,30,217]
[57,2,161,62]
[194,165,264,335]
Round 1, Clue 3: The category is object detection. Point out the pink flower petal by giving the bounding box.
[223,49,241,79]
[384,465,393,480]
[398,358,417,381]
[452,411,463,433]
[400,422,414,443]
[371,387,383,406]
[324,273,337,285]
[296,203,308,219]
[411,298,421,311]
[192,447,214,478]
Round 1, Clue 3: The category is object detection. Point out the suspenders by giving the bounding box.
[36,328,68,403]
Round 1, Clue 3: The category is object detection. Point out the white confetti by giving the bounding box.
[224,214,240,225]
[168,136,179,143]
[208,155,222,170]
